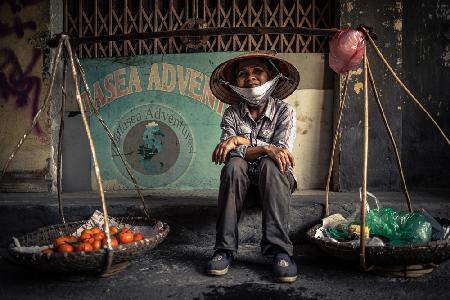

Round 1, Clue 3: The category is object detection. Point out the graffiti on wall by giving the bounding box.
[0,48,43,134]
[0,0,44,135]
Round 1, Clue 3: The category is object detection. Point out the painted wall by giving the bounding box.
[402,0,450,188]
[337,0,449,191]
[337,0,405,191]
[79,53,334,191]
[0,0,52,191]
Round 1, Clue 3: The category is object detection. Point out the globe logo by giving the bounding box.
[112,104,194,187]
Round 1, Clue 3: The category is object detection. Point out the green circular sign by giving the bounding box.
[112,104,194,188]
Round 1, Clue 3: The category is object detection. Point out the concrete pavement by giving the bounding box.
[0,189,449,299]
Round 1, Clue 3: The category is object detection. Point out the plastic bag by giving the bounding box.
[365,208,432,245]
[329,29,366,74]
[420,208,445,240]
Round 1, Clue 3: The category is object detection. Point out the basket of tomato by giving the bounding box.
[7,215,169,274]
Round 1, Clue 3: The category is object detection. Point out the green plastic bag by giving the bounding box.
[327,224,349,240]
[365,208,432,245]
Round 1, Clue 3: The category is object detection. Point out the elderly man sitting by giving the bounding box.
[206,52,300,283]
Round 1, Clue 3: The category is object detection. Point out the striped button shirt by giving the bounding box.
[219,97,297,188]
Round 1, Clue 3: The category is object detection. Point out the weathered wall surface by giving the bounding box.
[0,0,52,191]
[337,0,404,191]
[402,1,450,188]
[74,53,333,191]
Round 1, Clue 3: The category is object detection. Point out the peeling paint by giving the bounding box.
[345,2,353,13]
[393,19,402,31]
[436,2,450,20]
[297,112,313,123]
[395,1,402,12]
[441,44,450,67]
[353,82,364,94]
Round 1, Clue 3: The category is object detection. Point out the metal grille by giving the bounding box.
[64,0,336,58]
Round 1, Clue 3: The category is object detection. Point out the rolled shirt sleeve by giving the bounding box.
[219,106,248,159]
[219,107,237,143]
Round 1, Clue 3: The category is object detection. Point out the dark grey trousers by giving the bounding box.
[215,157,295,256]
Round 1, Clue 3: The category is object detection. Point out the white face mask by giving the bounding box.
[226,73,282,107]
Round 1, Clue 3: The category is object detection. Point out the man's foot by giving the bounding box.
[273,253,297,283]
[205,250,234,276]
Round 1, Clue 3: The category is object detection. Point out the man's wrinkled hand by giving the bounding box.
[212,137,238,165]
[265,145,295,173]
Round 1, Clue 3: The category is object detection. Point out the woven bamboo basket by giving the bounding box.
[306,218,450,270]
[1,36,172,277]
[7,217,169,274]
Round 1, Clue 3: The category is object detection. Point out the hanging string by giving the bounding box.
[73,54,151,219]
[367,59,412,212]
[363,28,450,146]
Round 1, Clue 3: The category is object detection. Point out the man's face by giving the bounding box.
[235,58,271,88]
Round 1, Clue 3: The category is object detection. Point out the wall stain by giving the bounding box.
[393,19,402,31]
[353,82,363,94]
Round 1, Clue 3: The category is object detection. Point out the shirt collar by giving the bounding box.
[239,97,276,121]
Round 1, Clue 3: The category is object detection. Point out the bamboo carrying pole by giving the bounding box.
[324,72,350,216]
[57,56,68,224]
[64,37,114,274]
[359,49,369,269]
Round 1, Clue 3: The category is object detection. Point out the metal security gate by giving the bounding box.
[64,0,336,58]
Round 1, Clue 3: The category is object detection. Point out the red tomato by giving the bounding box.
[133,233,144,241]
[53,236,71,248]
[75,242,93,252]
[93,232,105,241]
[121,227,132,234]
[81,228,93,235]
[109,226,119,235]
[102,237,119,248]
[118,231,134,244]
[92,240,102,250]
[57,243,74,253]
[80,233,94,244]
[41,247,54,254]
[90,227,101,235]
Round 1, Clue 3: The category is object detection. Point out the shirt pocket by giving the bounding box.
[257,128,274,142]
